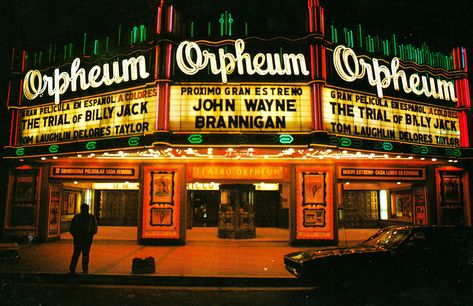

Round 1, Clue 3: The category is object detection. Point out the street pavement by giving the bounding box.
[0,227,374,287]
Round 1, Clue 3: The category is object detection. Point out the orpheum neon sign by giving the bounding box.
[333,45,457,103]
[23,56,150,104]
[176,39,310,83]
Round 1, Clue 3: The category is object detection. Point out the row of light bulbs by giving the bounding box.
[25,147,459,163]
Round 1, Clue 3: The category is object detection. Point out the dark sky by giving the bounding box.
[1,0,472,52]
[323,0,473,52]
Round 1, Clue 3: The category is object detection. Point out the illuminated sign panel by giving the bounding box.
[18,85,157,145]
[50,166,139,179]
[338,167,425,180]
[169,83,312,132]
[190,164,288,180]
[322,87,461,147]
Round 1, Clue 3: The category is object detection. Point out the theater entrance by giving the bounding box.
[94,190,139,226]
[187,183,287,240]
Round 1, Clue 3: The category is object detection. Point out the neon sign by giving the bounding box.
[332,45,457,103]
[23,56,150,104]
[176,39,310,83]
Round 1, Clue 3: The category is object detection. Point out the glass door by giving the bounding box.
[218,185,255,239]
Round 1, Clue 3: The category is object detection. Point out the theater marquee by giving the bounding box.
[169,83,312,132]
[322,87,461,147]
[18,85,157,145]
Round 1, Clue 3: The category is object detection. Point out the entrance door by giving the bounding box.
[218,184,256,239]
[190,190,219,227]
[95,190,138,226]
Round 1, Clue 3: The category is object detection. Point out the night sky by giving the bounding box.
[1,0,473,51]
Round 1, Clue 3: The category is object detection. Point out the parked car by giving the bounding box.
[284,225,473,289]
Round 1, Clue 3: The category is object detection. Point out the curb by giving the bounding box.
[0,272,310,288]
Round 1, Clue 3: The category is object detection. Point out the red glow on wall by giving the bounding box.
[459,112,470,147]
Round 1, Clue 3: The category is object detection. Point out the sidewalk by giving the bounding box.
[0,227,377,285]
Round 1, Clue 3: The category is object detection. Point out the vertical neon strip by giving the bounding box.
[18,80,23,106]
[459,112,470,147]
[166,5,174,130]
[461,79,467,108]
[167,6,174,33]
[461,47,465,69]
[455,47,460,69]
[154,46,160,79]
[463,48,468,72]
[320,6,325,36]
[322,46,327,81]
[14,111,20,146]
[164,83,170,130]
[317,83,322,130]
[166,44,172,79]
[464,79,471,108]
[463,80,468,107]
[21,50,26,71]
[19,50,26,106]
[309,45,315,79]
[155,84,160,131]
[456,48,460,69]
[458,80,464,108]
[455,80,461,108]
[9,112,16,145]
[157,7,162,34]
[311,83,317,130]
[308,5,313,32]
[7,81,11,108]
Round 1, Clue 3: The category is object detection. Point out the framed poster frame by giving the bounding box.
[150,171,174,205]
[302,172,326,206]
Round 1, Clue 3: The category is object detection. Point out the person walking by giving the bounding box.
[69,203,98,274]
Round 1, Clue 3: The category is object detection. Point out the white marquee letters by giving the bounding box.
[23,56,150,104]
[333,45,457,102]
[176,39,310,83]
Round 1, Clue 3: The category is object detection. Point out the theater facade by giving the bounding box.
[2,0,472,244]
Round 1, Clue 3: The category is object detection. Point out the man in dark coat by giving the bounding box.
[69,203,98,274]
